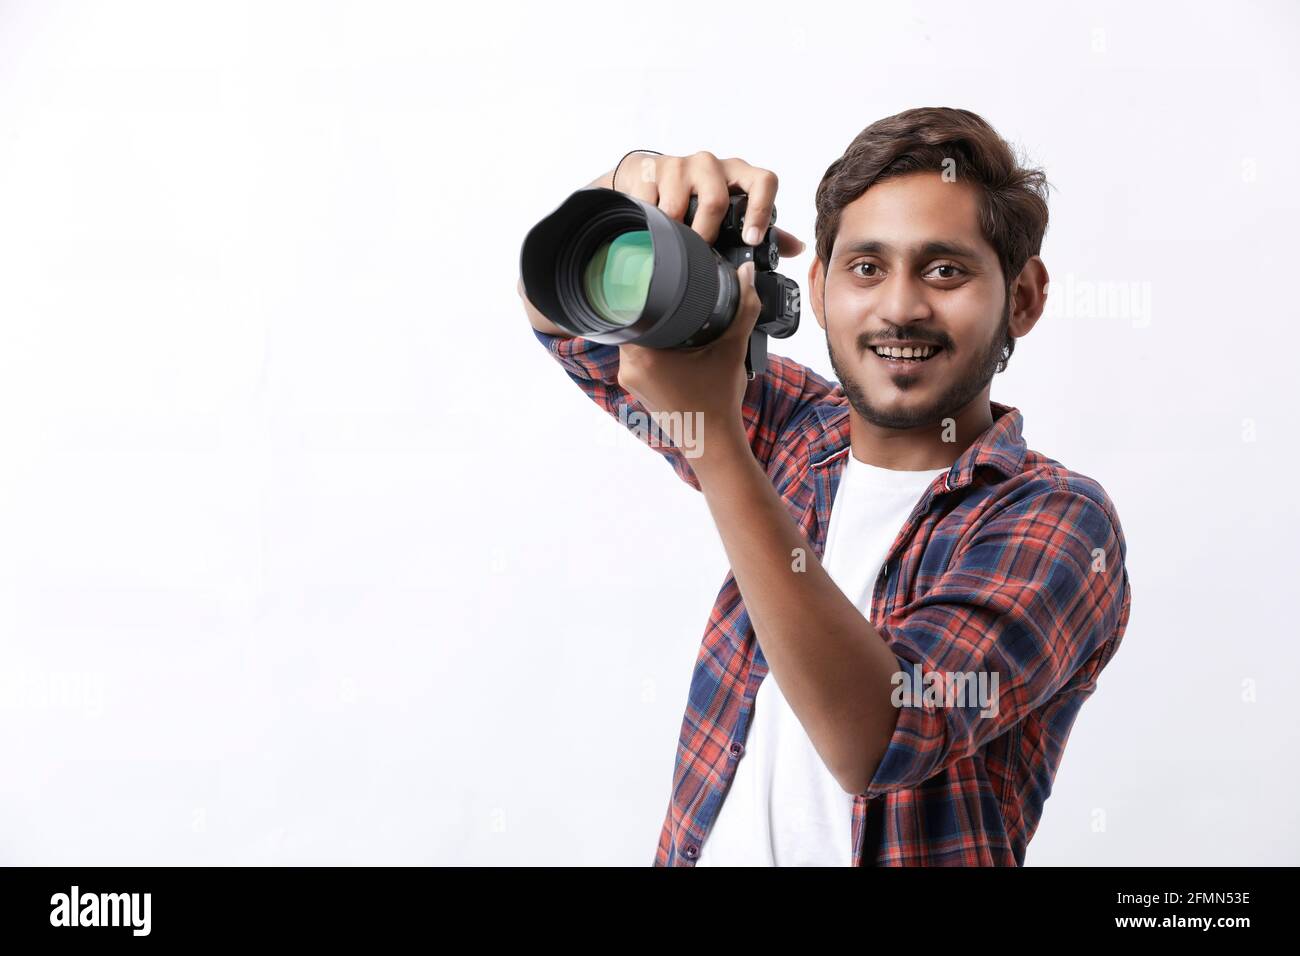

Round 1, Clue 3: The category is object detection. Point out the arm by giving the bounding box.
[529,323,833,492]
[851,484,1129,796]
[689,432,1130,795]
[521,150,819,490]
[687,431,902,791]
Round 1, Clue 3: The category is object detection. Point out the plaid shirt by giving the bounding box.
[533,327,1132,866]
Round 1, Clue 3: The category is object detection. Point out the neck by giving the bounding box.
[847,389,995,471]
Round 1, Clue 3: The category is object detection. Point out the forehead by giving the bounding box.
[833,171,991,258]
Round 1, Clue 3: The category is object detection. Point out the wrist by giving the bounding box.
[688,418,751,478]
[612,149,661,193]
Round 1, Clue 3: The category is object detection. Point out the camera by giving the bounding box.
[519,187,800,378]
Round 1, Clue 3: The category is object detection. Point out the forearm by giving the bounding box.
[689,431,901,793]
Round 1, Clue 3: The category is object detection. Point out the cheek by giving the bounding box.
[939,289,1001,345]
[820,284,866,338]
[942,281,993,312]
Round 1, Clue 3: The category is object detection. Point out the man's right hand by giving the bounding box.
[604,150,805,255]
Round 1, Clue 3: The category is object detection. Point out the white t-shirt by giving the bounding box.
[693,451,948,866]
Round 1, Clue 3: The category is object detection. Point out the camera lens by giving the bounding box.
[581,229,652,326]
[522,187,798,351]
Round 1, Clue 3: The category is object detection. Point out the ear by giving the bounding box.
[1009,256,1049,339]
[807,255,827,332]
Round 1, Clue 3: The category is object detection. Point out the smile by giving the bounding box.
[870,344,944,367]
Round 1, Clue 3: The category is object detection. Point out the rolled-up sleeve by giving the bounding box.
[532,327,836,489]
[860,485,1129,797]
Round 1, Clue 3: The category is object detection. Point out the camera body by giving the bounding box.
[684,192,800,352]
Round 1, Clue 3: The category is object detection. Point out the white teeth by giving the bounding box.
[874,345,935,359]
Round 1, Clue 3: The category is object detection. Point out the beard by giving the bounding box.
[826,293,1009,431]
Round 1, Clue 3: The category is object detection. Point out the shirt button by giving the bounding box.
[684,844,699,859]
[729,742,744,757]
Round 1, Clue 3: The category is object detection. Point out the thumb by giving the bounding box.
[731,261,762,339]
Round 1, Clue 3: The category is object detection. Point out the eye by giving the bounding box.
[850,261,966,280]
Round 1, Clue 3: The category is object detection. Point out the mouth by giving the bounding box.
[869,343,945,370]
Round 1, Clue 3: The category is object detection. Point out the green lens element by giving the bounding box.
[582,230,653,325]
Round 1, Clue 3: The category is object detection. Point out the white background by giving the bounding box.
[0,0,1296,865]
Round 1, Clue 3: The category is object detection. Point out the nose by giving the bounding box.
[873,273,935,330]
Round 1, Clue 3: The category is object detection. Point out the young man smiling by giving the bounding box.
[520,107,1132,866]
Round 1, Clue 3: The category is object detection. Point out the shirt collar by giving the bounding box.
[808,399,1028,493]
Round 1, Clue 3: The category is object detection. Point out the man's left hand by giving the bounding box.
[615,261,762,459]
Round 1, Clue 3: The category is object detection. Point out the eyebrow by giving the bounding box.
[836,239,984,261]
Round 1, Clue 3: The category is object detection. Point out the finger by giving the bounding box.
[724,261,763,341]
[685,151,731,245]
[773,226,807,258]
[719,159,779,246]
[655,157,691,222]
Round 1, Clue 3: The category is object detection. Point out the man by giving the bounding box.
[518,107,1132,866]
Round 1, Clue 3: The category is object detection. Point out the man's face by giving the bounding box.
[810,171,1009,430]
